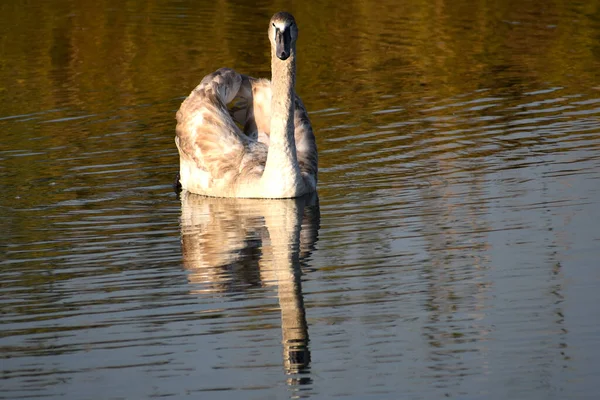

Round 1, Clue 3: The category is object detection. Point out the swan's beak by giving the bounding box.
[275,28,291,60]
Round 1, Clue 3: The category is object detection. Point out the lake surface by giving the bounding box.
[2,0,600,398]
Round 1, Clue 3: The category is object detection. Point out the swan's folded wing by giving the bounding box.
[177,98,248,179]
[176,68,256,185]
[294,96,318,186]
[231,76,272,141]
[176,68,271,191]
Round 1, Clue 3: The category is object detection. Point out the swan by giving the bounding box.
[175,12,317,198]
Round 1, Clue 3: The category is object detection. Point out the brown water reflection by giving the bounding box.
[2,0,600,398]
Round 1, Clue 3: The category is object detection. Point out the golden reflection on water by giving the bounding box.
[180,192,319,376]
[2,0,599,207]
[2,0,599,115]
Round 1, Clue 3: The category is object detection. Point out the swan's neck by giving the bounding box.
[270,53,296,146]
[261,51,304,197]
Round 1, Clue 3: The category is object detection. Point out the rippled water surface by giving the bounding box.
[2,0,600,398]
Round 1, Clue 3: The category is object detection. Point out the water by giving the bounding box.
[2,0,600,398]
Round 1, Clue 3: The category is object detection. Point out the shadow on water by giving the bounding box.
[179,191,320,384]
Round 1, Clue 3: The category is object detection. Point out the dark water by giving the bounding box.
[2,0,600,398]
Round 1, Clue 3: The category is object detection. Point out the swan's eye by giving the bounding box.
[272,22,276,27]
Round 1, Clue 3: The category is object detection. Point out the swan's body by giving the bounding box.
[175,12,317,198]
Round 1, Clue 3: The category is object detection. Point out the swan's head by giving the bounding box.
[269,12,298,61]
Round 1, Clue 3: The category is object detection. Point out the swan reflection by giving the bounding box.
[179,191,319,376]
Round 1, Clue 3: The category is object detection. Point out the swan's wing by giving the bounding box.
[230,76,272,142]
[176,68,267,187]
[293,96,318,187]
[227,80,256,141]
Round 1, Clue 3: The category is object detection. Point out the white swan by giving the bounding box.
[175,12,317,198]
